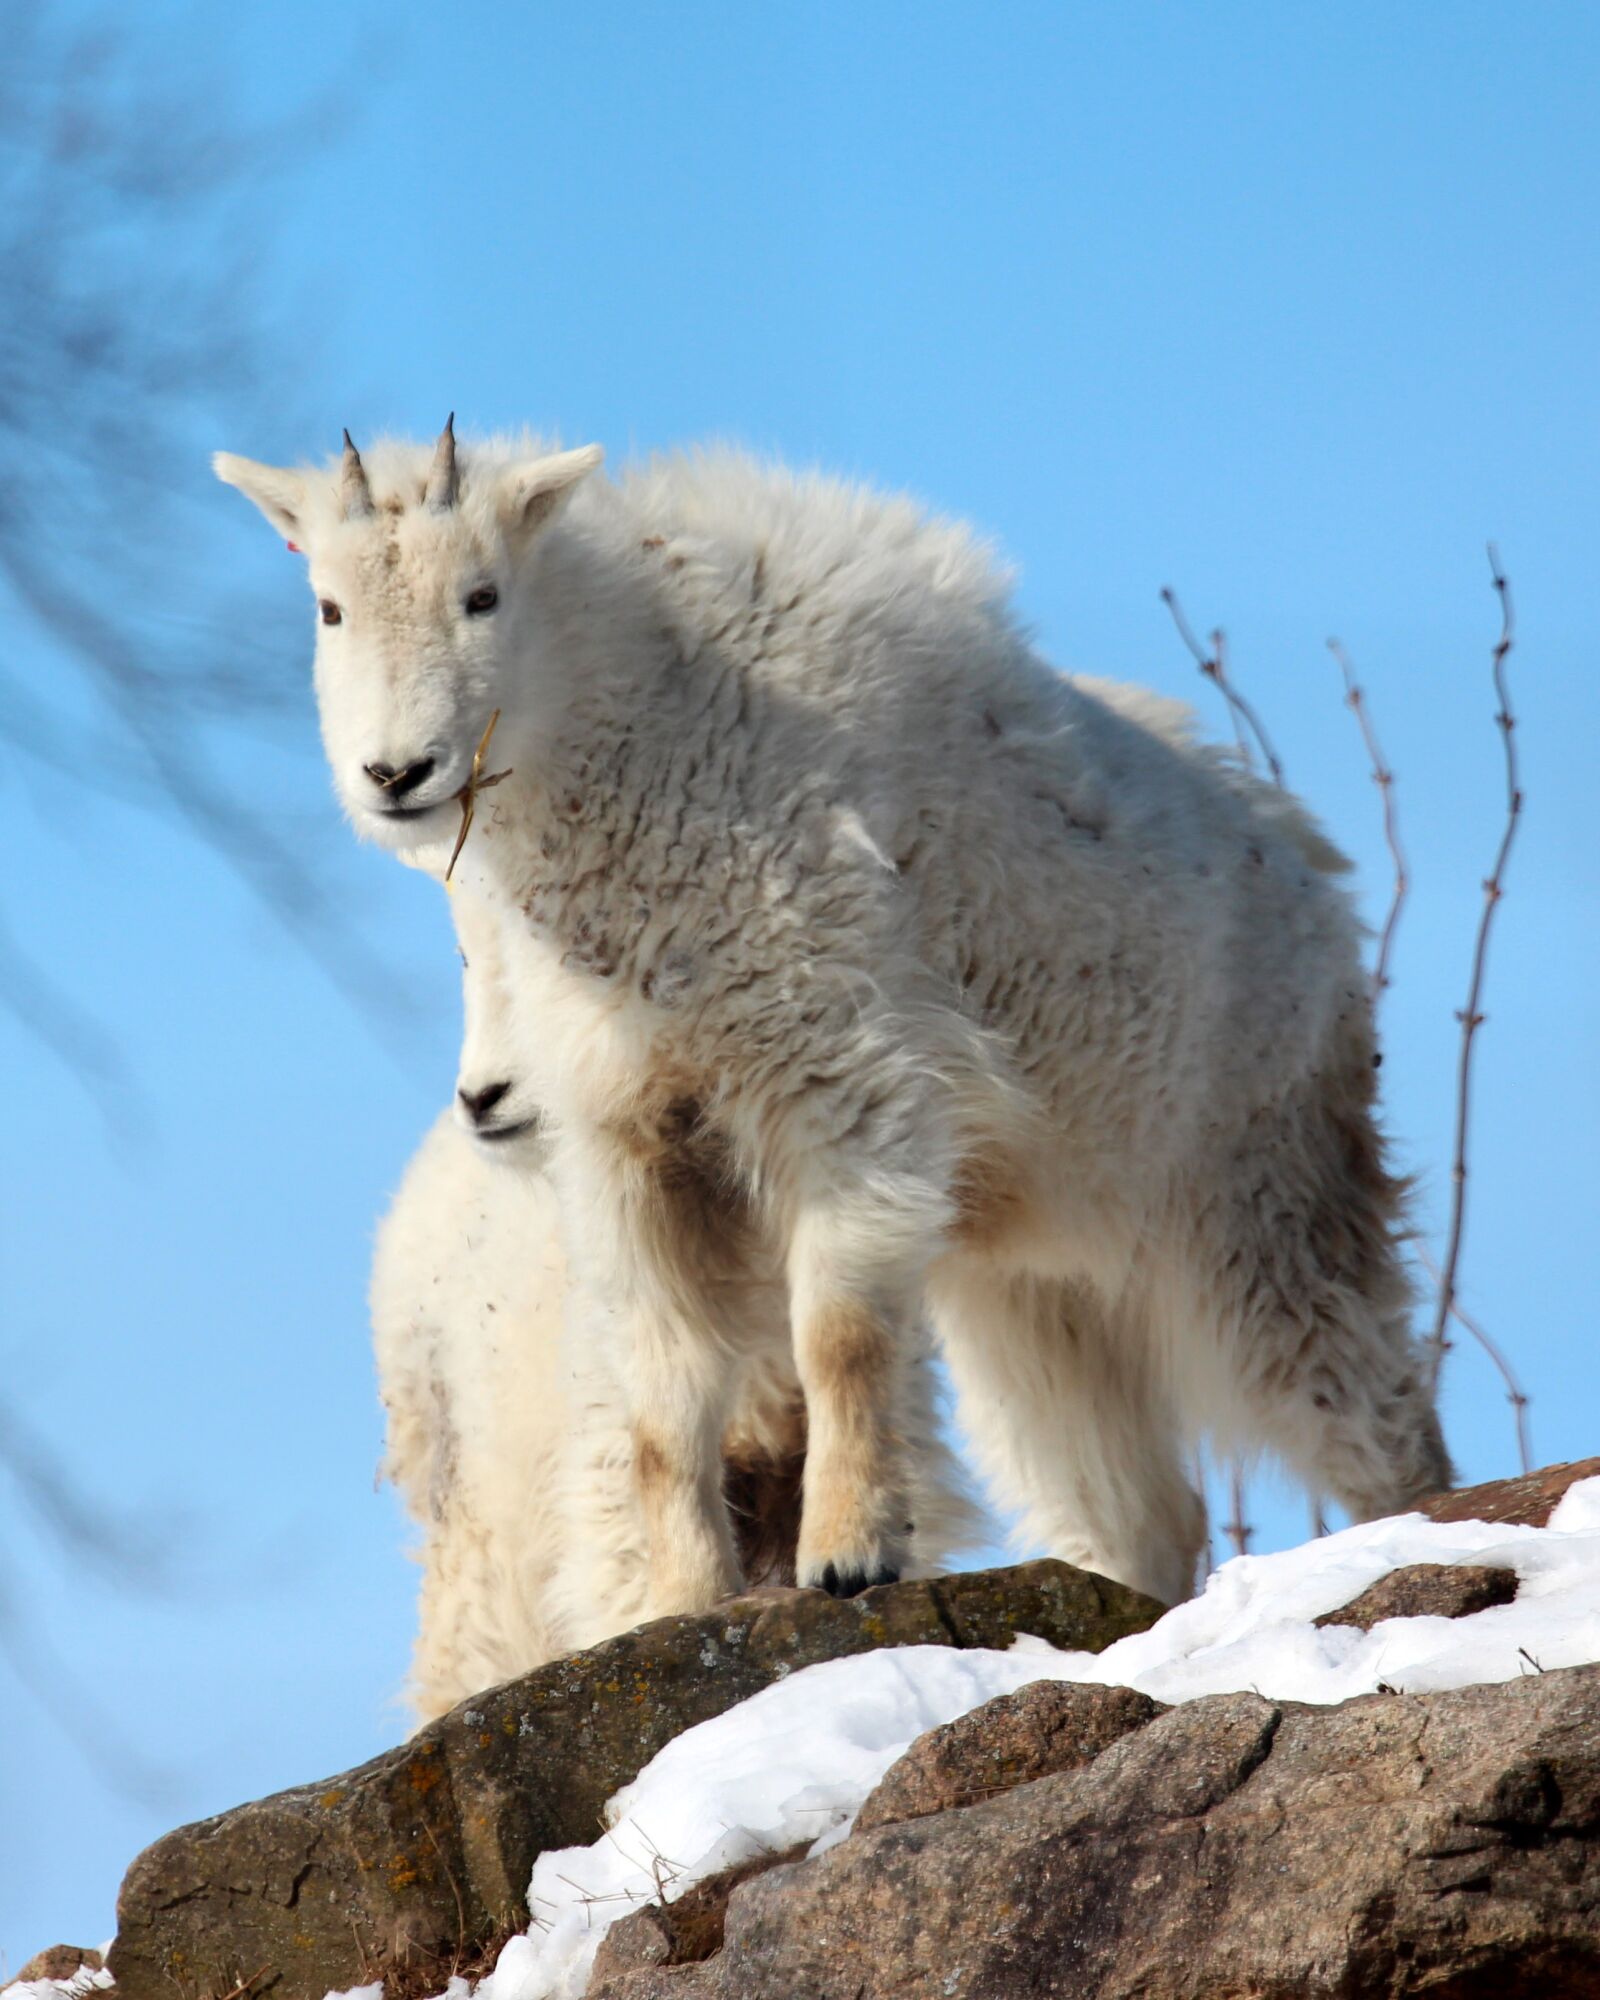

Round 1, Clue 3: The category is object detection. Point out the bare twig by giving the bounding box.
[1328,639,1409,1003]
[1426,549,1522,1393]
[1,545,426,1048]
[1415,1243,1532,1473]
[631,1819,688,1879]
[0,899,135,1135]
[1163,591,1288,1570]
[1162,593,1290,1565]
[0,18,424,1092]
[598,1817,688,1910]
[1160,587,1285,786]
[1450,1293,1533,1475]
[0,1561,177,1807]
[1223,1466,1253,1558]
[0,1399,177,1586]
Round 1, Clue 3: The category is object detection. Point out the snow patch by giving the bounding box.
[2,1951,114,2000]
[21,1491,1592,2000]
[467,1482,1600,2000]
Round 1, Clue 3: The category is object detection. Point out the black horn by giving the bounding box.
[340,427,375,519]
[424,412,459,512]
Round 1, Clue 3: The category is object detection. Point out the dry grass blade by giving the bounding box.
[1328,638,1408,1003]
[446,707,513,884]
[212,1969,271,2000]
[1426,548,1522,1394]
[421,1818,469,1965]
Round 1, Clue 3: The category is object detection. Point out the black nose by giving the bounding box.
[363,755,436,801]
[459,1080,512,1126]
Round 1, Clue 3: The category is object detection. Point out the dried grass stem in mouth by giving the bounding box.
[445,707,512,884]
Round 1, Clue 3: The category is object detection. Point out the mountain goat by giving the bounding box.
[219,423,1452,1611]
[374,884,984,1719]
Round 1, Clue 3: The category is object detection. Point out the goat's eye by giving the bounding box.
[319,599,342,626]
[465,585,499,616]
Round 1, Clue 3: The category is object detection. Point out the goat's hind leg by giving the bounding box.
[930,1259,1205,1607]
[1188,1091,1454,1525]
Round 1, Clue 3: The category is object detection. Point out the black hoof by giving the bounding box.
[818,1562,901,1599]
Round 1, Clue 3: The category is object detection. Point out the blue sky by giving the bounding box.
[5,0,1598,1959]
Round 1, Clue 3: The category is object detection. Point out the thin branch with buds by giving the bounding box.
[1416,1243,1532,1473]
[1164,591,1284,1565]
[1160,587,1286,786]
[1426,549,1522,1392]
[1328,639,1409,1003]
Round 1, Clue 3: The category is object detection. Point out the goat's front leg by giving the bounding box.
[626,1312,741,1618]
[557,1130,743,1622]
[786,1175,947,1597]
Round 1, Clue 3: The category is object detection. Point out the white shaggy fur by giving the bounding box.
[372,1108,567,1719]
[221,429,1452,1613]
[374,886,985,1722]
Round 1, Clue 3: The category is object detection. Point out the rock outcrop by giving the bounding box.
[590,1664,1600,1998]
[11,1950,104,1987]
[1416,1455,1600,1529]
[107,1561,1160,2000]
[853,1679,1162,1834]
[1312,1560,1519,1632]
[50,1460,1599,2000]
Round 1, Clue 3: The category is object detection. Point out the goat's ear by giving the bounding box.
[498,444,604,539]
[213,452,308,542]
